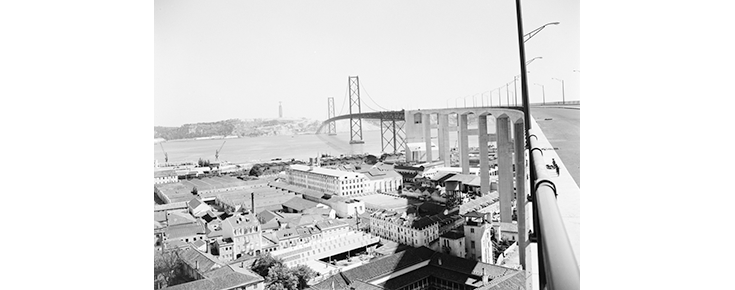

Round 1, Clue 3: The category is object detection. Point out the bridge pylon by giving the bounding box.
[348,76,364,144]
[327,97,337,135]
[380,117,406,154]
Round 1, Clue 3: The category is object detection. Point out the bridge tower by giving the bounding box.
[327,97,337,135]
[348,76,364,144]
[380,115,406,154]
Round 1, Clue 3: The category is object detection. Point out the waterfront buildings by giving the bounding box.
[287,164,368,196]
[154,168,178,185]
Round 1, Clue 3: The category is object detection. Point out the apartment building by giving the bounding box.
[287,164,367,196]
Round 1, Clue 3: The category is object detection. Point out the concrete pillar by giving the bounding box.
[459,114,469,174]
[496,116,512,222]
[437,114,445,164]
[514,118,526,269]
[438,114,450,167]
[478,115,490,196]
[423,113,432,162]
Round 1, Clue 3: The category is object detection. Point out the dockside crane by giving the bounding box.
[215,140,226,161]
[159,142,168,163]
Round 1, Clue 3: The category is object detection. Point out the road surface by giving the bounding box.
[529,106,580,187]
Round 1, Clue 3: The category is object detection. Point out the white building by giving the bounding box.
[463,211,494,264]
[287,164,367,196]
[360,167,403,194]
[368,210,440,248]
[154,169,178,185]
[220,212,262,257]
[439,230,466,258]
[270,219,380,269]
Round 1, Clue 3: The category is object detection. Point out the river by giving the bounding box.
[154,128,495,165]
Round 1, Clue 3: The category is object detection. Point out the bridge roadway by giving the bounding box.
[530,105,580,186]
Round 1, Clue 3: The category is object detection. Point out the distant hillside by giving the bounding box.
[154,118,322,140]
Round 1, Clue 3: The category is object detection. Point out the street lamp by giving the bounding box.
[524,22,560,43]
[454,96,463,108]
[552,77,566,104]
[526,56,543,66]
[535,83,546,105]
[463,95,470,108]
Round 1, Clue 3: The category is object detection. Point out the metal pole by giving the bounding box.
[515,0,544,288]
[562,80,566,104]
[543,85,546,105]
[514,76,518,106]
[506,84,510,106]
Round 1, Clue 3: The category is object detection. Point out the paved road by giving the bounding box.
[529,106,580,187]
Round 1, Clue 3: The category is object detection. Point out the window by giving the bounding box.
[471,241,475,249]
[470,228,474,233]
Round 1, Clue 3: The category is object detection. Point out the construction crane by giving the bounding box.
[159,142,168,163]
[215,140,226,161]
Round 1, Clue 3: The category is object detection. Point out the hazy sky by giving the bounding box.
[155,0,579,126]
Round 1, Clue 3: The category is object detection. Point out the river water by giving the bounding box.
[154,129,491,165]
[154,131,385,164]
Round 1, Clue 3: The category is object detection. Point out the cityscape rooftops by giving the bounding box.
[290,164,365,179]
[315,219,348,231]
[165,263,264,290]
[440,230,465,240]
[447,174,478,185]
[498,222,518,233]
[311,247,523,290]
[154,201,189,212]
[179,245,223,274]
[164,222,205,240]
[154,168,178,178]
[282,197,319,212]
[370,209,439,230]
[167,210,198,226]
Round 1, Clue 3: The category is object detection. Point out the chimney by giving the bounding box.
[251,192,255,215]
[195,260,199,270]
[482,267,488,286]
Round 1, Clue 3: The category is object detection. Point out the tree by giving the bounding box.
[291,265,316,289]
[191,186,198,195]
[364,154,378,165]
[266,265,299,290]
[249,164,263,177]
[251,253,283,278]
[445,192,461,210]
[154,250,193,289]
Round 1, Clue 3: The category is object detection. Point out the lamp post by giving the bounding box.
[535,83,546,105]
[463,95,470,108]
[526,56,543,66]
[505,83,510,106]
[524,22,560,43]
[552,77,566,104]
[513,76,519,106]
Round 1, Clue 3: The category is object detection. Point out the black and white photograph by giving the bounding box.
[153,1,578,289]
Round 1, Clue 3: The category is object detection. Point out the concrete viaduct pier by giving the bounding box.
[403,106,527,227]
